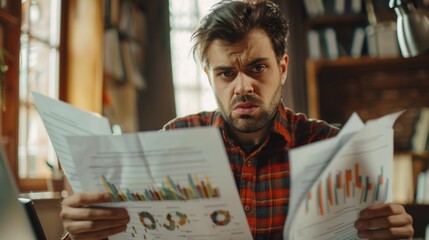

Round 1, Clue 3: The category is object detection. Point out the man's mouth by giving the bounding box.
[233,102,258,114]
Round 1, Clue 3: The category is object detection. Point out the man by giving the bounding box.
[60,1,414,239]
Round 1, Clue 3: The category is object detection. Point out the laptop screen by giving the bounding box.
[0,145,45,240]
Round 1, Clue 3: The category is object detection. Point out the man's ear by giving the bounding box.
[280,54,289,85]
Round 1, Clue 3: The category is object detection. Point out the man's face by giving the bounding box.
[205,29,288,133]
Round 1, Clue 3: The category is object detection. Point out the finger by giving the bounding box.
[60,206,129,221]
[69,224,127,240]
[62,192,113,208]
[359,203,405,219]
[357,226,414,239]
[355,214,413,230]
[64,218,130,234]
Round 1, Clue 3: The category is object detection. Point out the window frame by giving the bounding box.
[0,0,68,192]
[168,0,219,118]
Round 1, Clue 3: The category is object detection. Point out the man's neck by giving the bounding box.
[229,124,271,147]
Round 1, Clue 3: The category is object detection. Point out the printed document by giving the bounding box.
[33,92,253,240]
[32,92,112,192]
[284,111,403,240]
[33,92,402,240]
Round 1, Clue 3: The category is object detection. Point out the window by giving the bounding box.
[19,0,61,179]
[169,0,220,117]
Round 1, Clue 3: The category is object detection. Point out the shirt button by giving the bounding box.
[246,161,252,167]
[244,205,251,212]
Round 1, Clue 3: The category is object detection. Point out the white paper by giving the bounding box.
[285,113,365,234]
[66,128,253,240]
[32,92,111,192]
[35,92,404,239]
[284,111,402,240]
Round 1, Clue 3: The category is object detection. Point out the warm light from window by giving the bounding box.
[19,0,61,178]
[169,0,220,117]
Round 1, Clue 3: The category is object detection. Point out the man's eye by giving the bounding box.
[219,71,236,78]
[251,65,266,73]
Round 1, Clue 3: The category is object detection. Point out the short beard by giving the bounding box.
[216,88,281,133]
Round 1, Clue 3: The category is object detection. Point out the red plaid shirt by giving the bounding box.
[163,103,339,239]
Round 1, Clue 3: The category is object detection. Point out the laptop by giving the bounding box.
[0,145,46,240]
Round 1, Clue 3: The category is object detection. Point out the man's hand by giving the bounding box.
[354,203,414,239]
[60,192,130,240]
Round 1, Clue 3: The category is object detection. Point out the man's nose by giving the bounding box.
[234,73,254,96]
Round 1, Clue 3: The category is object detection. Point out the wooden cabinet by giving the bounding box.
[0,0,20,181]
[306,55,429,151]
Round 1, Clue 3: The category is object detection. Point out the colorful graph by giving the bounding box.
[138,212,157,230]
[137,209,233,233]
[306,163,389,216]
[210,210,231,226]
[163,211,188,231]
[137,211,189,232]
[101,174,220,201]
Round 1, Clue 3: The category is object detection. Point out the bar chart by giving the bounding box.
[306,163,388,216]
[101,174,220,202]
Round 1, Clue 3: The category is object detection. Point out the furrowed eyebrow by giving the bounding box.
[212,57,269,72]
[245,57,269,67]
[213,66,235,72]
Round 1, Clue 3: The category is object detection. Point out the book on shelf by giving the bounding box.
[366,21,400,58]
[305,0,363,17]
[110,0,120,27]
[307,27,353,59]
[307,29,322,60]
[334,0,346,15]
[323,28,339,59]
[350,0,362,14]
[104,0,120,27]
[307,28,337,60]
[415,170,429,204]
[393,153,414,204]
[314,0,325,15]
[118,0,147,43]
[304,0,325,17]
[410,107,429,153]
[121,41,147,90]
[104,28,125,82]
[350,27,366,57]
